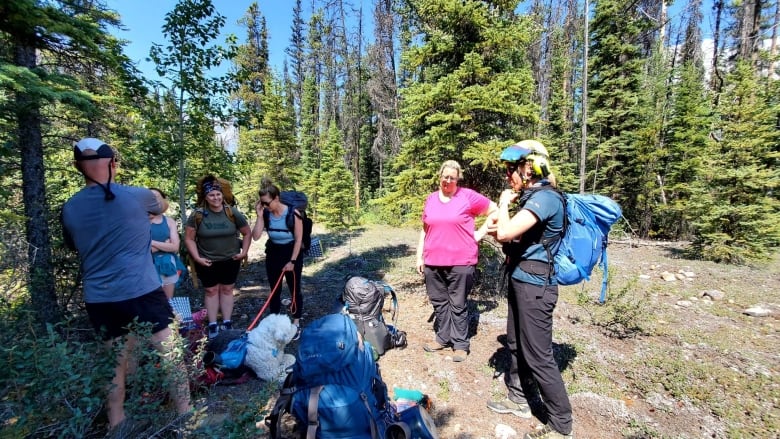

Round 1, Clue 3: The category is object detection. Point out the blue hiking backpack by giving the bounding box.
[510,187,622,303]
[554,192,622,302]
[265,313,393,438]
[263,190,314,256]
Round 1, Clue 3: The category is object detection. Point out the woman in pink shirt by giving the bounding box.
[416,160,497,362]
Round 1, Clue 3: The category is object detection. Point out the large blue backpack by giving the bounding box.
[265,313,393,439]
[509,187,622,303]
[554,192,622,302]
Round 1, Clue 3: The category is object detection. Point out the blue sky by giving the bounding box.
[108,0,713,82]
[107,0,374,81]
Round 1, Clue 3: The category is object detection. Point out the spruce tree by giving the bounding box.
[587,0,652,227]
[318,121,356,230]
[659,61,713,239]
[1,0,136,325]
[236,75,296,199]
[383,0,538,224]
[689,63,780,262]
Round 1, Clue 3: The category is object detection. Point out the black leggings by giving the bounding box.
[265,242,303,319]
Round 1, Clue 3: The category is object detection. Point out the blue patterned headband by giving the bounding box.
[203,181,222,195]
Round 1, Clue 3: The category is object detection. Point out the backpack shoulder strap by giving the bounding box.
[285,206,297,231]
[520,186,567,280]
[379,282,399,325]
[306,385,323,439]
[360,391,381,439]
[265,377,296,438]
[224,205,236,224]
[194,209,204,232]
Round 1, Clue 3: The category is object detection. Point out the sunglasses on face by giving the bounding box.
[260,200,272,207]
[505,160,527,177]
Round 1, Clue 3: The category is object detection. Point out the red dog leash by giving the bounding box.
[247,271,287,331]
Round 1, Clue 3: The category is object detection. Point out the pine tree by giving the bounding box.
[658,60,713,239]
[367,0,401,194]
[236,75,296,199]
[587,0,653,227]
[318,121,356,230]
[286,0,306,125]
[1,0,136,325]
[689,63,780,262]
[233,2,270,124]
[382,0,538,224]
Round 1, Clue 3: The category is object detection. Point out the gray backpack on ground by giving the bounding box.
[340,276,406,356]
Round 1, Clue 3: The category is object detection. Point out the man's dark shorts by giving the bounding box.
[86,288,173,341]
[194,258,241,288]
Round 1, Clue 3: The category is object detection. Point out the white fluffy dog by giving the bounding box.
[245,313,298,382]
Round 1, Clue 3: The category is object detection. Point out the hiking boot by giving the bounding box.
[423,343,449,353]
[524,424,573,439]
[207,323,219,339]
[451,349,468,362]
[221,320,232,331]
[486,397,532,418]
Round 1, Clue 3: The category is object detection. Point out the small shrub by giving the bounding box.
[0,319,200,438]
[575,277,651,338]
[0,321,114,437]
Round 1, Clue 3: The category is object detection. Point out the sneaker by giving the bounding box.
[207,323,219,339]
[486,397,532,418]
[423,343,449,353]
[221,320,232,331]
[291,324,301,341]
[451,349,468,362]
[524,424,573,439]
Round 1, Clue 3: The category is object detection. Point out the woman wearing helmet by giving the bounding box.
[486,140,573,439]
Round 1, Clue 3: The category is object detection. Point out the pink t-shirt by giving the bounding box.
[421,187,491,266]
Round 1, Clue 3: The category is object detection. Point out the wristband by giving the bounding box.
[290,259,297,263]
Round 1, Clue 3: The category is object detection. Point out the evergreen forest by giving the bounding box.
[1,0,779,346]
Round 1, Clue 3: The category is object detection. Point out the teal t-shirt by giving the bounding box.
[186,206,248,262]
[510,187,565,286]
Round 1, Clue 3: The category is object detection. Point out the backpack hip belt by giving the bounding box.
[517,259,553,277]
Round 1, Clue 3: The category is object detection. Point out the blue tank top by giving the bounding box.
[267,206,294,245]
[151,215,170,242]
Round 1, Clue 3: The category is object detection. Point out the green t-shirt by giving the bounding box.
[186,206,248,262]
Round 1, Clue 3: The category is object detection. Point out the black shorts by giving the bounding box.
[194,258,241,288]
[86,288,173,341]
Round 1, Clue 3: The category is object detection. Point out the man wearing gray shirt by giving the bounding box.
[62,138,191,436]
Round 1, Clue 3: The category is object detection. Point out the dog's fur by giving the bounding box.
[244,313,298,382]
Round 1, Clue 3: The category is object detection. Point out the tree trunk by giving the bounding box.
[710,0,724,94]
[14,43,61,326]
[770,0,779,73]
[737,0,762,65]
[580,0,589,194]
